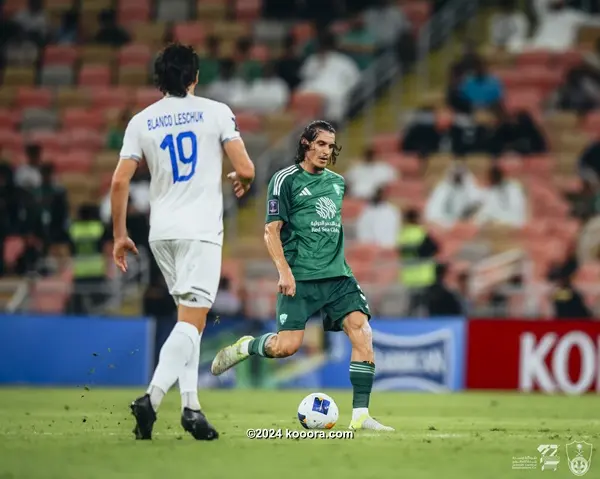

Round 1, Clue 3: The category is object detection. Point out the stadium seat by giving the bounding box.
[2,67,35,87]
[291,22,315,45]
[341,197,365,222]
[173,22,207,44]
[196,0,228,20]
[79,65,112,87]
[31,276,72,314]
[0,130,24,151]
[20,108,59,132]
[16,88,53,110]
[371,133,399,155]
[235,0,262,21]
[117,66,150,86]
[40,65,75,87]
[117,0,151,26]
[4,236,25,269]
[156,0,191,22]
[234,112,263,133]
[53,150,95,174]
[290,92,325,119]
[134,88,162,109]
[89,87,132,109]
[132,23,168,47]
[0,110,18,130]
[67,129,106,151]
[380,153,421,177]
[43,45,78,66]
[62,108,106,130]
[118,44,152,67]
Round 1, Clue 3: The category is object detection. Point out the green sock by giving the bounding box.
[349,361,375,408]
[248,333,275,357]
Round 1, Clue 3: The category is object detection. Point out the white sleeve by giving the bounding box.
[119,115,142,161]
[218,103,242,144]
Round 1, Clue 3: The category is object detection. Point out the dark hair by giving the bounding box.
[154,43,199,98]
[294,120,341,165]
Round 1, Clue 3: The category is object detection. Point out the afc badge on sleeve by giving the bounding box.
[268,199,279,215]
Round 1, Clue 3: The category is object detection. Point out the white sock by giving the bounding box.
[352,407,369,421]
[147,322,198,411]
[179,332,202,411]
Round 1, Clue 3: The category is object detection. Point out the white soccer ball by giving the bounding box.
[297,392,339,429]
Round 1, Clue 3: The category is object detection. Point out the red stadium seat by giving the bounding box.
[290,92,325,119]
[250,44,270,62]
[135,88,162,108]
[371,133,399,155]
[53,150,94,174]
[118,43,153,67]
[291,22,315,45]
[235,0,262,21]
[67,129,105,151]
[43,45,78,66]
[4,236,25,268]
[62,108,107,130]
[341,197,366,222]
[173,22,207,44]
[79,65,112,87]
[233,112,263,132]
[89,87,132,109]
[380,153,421,176]
[0,129,24,151]
[0,109,18,129]
[516,50,553,68]
[15,87,53,110]
[118,0,151,26]
[28,130,68,151]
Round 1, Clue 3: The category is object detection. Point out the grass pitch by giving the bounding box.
[0,388,598,479]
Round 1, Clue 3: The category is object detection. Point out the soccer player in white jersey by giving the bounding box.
[110,43,255,441]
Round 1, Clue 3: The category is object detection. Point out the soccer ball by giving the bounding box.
[297,392,339,429]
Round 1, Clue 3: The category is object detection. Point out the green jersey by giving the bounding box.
[265,164,353,281]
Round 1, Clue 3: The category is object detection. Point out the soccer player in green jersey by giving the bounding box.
[211,120,394,431]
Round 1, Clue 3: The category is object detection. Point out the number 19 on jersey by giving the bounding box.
[160,131,198,183]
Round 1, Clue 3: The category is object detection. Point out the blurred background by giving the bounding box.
[1,0,600,394]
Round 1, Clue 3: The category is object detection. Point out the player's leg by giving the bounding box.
[131,241,218,440]
[322,277,394,432]
[211,282,312,374]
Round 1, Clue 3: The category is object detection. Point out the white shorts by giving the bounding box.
[149,240,222,308]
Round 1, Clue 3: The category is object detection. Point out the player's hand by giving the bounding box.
[227,172,251,198]
[278,268,296,296]
[113,236,139,273]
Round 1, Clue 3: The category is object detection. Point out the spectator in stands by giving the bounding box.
[235,36,262,83]
[526,0,600,52]
[106,110,130,151]
[474,165,527,227]
[55,9,79,45]
[355,187,401,248]
[276,34,302,91]
[486,109,547,157]
[447,64,473,114]
[364,0,410,51]
[241,62,290,114]
[450,40,482,79]
[212,277,243,316]
[68,204,107,314]
[552,273,593,318]
[425,164,482,228]
[12,0,48,45]
[34,163,69,243]
[489,0,529,52]
[459,60,504,109]
[344,147,397,200]
[206,59,249,109]
[553,67,600,112]
[401,106,443,157]
[3,24,39,66]
[95,9,130,47]
[14,233,43,275]
[398,209,439,316]
[340,14,377,70]
[578,139,600,185]
[298,31,361,122]
[426,264,464,316]
[14,143,42,190]
[198,35,221,86]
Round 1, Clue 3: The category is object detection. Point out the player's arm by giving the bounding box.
[219,106,255,196]
[264,175,295,296]
[264,221,295,297]
[110,117,141,272]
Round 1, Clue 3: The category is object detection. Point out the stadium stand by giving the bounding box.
[3,0,598,322]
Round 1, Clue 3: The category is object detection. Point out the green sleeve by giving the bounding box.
[265,174,292,224]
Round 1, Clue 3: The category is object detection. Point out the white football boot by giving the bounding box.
[210,335,253,376]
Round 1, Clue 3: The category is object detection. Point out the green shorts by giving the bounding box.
[276,275,371,333]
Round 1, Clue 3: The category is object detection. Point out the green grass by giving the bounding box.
[0,388,598,479]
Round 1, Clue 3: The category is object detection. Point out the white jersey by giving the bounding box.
[119,94,241,245]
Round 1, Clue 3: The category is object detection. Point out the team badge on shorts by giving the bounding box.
[268,199,279,215]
